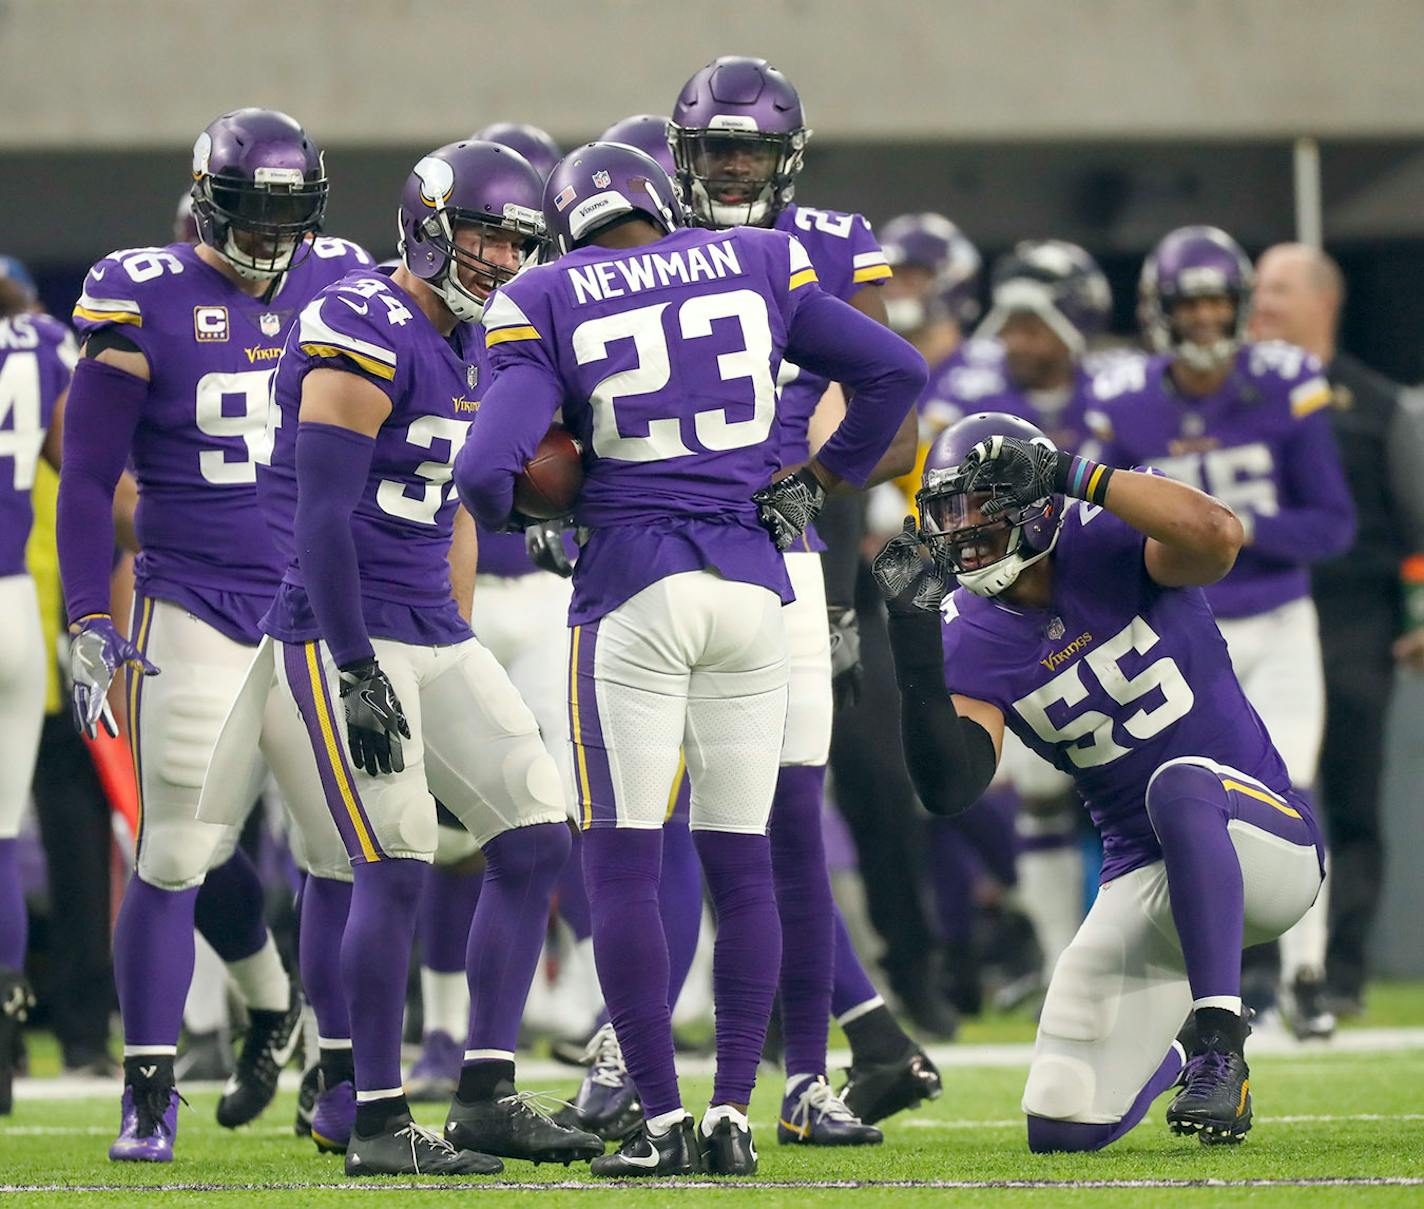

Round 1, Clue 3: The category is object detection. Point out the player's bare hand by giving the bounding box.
[1392,626,1424,672]
[338,658,411,776]
[67,614,159,740]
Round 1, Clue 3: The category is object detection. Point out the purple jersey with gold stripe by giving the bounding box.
[1087,343,1354,618]
[258,266,477,647]
[476,224,824,625]
[70,238,372,642]
[940,498,1314,882]
[0,314,73,576]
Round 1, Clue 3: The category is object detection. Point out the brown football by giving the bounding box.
[514,427,585,519]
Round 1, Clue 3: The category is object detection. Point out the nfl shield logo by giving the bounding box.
[1045,616,1066,641]
[467,364,478,389]
[592,170,611,188]
[259,312,281,338]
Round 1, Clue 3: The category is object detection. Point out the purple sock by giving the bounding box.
[420,864,482,974]
[343,859,424,1094]
[464,823,568,1058]
[583,828,680,1116]
[0,839,25,970]
[830,908,881,1017]
[1145,763,1248,1004]
[928,820,980,944]
[661,818,703,1012]
[1027,1045,1185,1152]
[695,830,781,1106]
[113,876,198,1049]
[301,874,353,1041]
[555,828,591,942]
[193,846,269,963]
[768,764,833,1080]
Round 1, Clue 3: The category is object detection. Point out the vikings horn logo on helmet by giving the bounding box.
[414,156,456,208]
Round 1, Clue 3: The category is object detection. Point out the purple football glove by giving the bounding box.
[68,614,159,739]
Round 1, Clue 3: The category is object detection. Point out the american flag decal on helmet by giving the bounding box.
[554,185,577,212]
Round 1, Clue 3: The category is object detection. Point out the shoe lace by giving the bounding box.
[134,1085,186,1137]
[793,1078,858,1128]
[1183,1050,1234,1095]
[583,1024,627,1089]
[234,1006,297,1088]
[395,1120,460,1168]
[498,1088,579,1121]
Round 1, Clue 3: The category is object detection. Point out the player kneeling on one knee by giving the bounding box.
[873,413,1325,1151]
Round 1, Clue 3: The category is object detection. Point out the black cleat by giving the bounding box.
[346,1114,504,1176]
[839,1043,943,1125]
[1286,973,1337,1041]
[702,1110,758,1175]
[0,971,36,1116]
[217,990,302,1128]
[1167,1049,1252,1144]
[589,1116,704,1178]
[445,1082,603,1165]
[294,1063,319,1138]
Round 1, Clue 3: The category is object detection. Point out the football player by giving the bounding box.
[876,413,1324,1149]
[251,139,601,1177]
[56,109,371,1161]
[666,54,935,1142]
[927,241,1119,992]
[1088,226,1355,1038]
[472,123,561,180]
[456,142,924,1175]
[0,279,74,1115]
[879,212,981,379]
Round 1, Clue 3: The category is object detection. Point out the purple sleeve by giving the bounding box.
[294,422,376,667]
[56,356,145,622]
[454,361,564,531]
[785,289,926,487]
[1247,413,1356,563]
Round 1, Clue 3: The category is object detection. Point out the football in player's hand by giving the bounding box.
[514,427,584,520]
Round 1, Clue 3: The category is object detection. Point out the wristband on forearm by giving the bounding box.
[1055,453,1115,505]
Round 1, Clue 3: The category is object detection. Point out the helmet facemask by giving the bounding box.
[917,473,1060,598]
[193,165,328,281]
[670,126,806,228]
[408,206,544,322]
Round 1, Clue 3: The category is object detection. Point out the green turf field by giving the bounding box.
[4,984,1422,1207]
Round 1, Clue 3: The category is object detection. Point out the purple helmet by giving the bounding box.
[918,412,1063,597]
[190,108,327,281]
[397,140,545,322]
[599,114,675,177]
[670,55,810,228]
[542,142,683,258]
[472,123,561,181]
[879,213,982,332]
[979,240,1111,357]
[1140,225,1253,370]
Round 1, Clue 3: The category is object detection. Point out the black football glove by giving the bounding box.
[959,435,1067,518]
[827,605,863,710]
[525,519,575,578]
[753,466,826,552]
[338,658,411,776]
[871,517,951,616]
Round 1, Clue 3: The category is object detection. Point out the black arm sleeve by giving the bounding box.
[816,492,865,610]
[886,610,998,817]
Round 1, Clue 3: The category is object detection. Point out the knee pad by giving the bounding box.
[137,819,239,891]
[1145,759,1228,832]
[1038,932,1123,1044]
[506,743,566,817]
[153,690,232,789]
[1022,1055,1098,1122]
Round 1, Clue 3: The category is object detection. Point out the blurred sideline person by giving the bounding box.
[58,108,371,1162]
[1089,225,1355,1039]
[0,274,74,1113]
[1251,243,1424,1014]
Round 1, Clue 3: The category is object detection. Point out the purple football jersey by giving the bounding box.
[472,225,832,625]
[772,204,890,552]
[918,336,1122,454]
[71,237,372,642]
[0,313,73,575]
[1087,343,1354,618]
[941,498,1312,882]
[258,266,477,647]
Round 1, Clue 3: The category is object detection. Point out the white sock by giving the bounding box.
[420,967,469,1041]
[184,936,230,1034]
[224,935,291,1013]
[700,1104,749,1136]
[646,1107,689,1137]
[1193,995,1244,1015]
[785,1073,816,1099]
